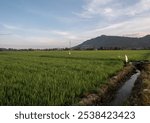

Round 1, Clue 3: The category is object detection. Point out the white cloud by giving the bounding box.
[123,32,149,37]
[0,34,69,48]
[3,24,21,30]
[69,0,150,43]
[1,14,150,48]
[2,23,77,40]
[75,0,114,18]
[52,30,70,36]
[104,8,113,14]
[52,30,77,40]
[79,16,150,40]
[2,23,50,34]
[0,23,79,48]
[76,0,150,19]
[122,0,150,16]
[1,0,150,48]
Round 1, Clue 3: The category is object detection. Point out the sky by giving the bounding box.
[0,0,150,48]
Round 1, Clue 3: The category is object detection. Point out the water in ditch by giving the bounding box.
[109,70,141,106]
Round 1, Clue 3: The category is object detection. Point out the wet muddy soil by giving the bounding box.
[126,63,150,106]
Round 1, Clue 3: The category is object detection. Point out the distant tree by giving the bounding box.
[0,48,7,51]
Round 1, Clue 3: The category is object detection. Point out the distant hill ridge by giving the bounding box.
[73,35,150,50]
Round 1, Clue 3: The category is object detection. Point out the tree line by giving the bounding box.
[0,47,149,51]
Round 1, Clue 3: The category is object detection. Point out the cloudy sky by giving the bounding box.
[0,0,150,48]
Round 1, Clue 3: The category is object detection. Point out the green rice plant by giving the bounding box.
[0,50,149,105]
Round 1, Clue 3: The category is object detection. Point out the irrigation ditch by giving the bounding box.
[79,61,150,106]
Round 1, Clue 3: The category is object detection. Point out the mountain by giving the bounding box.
[73,35,150,50]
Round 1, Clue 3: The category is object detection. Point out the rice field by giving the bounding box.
[0,50,149,105]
